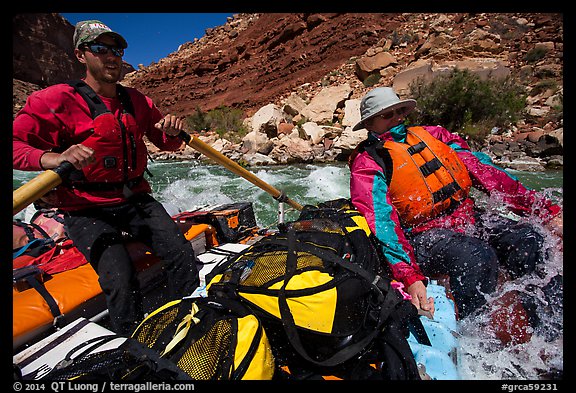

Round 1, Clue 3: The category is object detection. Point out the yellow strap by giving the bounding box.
[131,299,182,338]
[160,302,201,357]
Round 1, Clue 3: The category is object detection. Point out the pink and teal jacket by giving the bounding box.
[349,125,562,288]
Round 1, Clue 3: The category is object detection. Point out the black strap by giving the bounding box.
[407,141,426,155]
[68,80,110,118]
[18,318,92,369]
[196,247,238,267]
[276,229,401,367]
[419,157,442,177]
[116,84,135,115]
[13,220,52,243]
[69,175,144,192]
[408,315,432,346]
[363,140,394,186]
[25,274,62,320]
[45,334,120,373]
[31,209,66,225]
[432,182,461,204]
[62,334,119,363]
[68,80,135,117]
[265,235,388,304]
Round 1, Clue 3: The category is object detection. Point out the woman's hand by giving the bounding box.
[406,280,435,318]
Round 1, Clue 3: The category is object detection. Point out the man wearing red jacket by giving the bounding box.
[13,20,200,335]
[349,87,562,318]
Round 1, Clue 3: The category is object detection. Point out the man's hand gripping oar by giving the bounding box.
[13,144,93,216]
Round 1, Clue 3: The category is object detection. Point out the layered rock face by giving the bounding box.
[13,13,563,170]
[120,13,562,120]
[13,13,84,88]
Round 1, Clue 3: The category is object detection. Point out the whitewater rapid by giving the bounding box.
[13,162,563,379]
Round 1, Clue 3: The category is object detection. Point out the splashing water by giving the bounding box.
[456,186,563,380]
[149,161,351,227]
[12,162,563,379]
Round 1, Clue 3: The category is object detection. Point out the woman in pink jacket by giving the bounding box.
[349,87,562,318]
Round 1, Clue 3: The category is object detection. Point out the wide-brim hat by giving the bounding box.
[73,20,128,49]
[352,87,417,131]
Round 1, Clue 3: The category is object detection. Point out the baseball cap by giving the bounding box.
[73,20,128,49]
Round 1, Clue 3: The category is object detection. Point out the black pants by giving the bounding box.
[410,218,544,318]
[63,193,200,335]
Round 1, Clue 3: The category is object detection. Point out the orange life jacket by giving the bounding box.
[385,126,472,226]
[356,126,472,227]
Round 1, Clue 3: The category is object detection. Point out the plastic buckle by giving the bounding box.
[53,314,66,330]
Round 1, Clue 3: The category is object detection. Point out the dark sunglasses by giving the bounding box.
[83,42,124,57]
[378,108,407,120]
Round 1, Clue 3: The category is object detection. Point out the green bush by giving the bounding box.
[186,106,210,132]
[530,79,557,96]
[186,105,249,143]
[524,47,548,63]
[408,69,526,142]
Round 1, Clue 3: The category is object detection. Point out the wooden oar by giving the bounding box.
[179,131,303,211]
[13,162,74,216]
